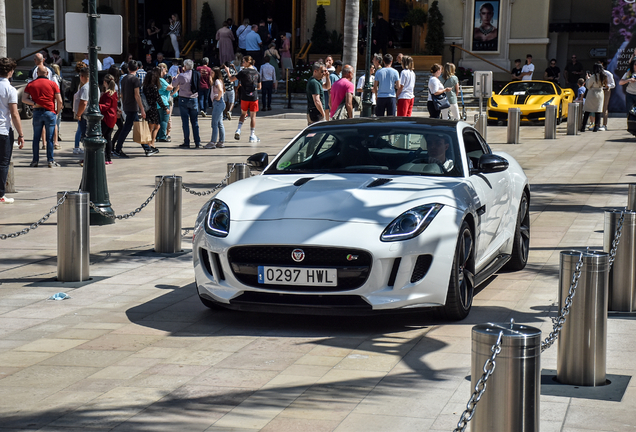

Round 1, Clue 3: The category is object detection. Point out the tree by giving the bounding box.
[424,0,444,55]
[342,0,360,70]
[310,6,331,53]
[199,2,216,45]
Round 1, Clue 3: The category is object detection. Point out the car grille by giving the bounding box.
[488,111,508,121]
[227,246,372,292]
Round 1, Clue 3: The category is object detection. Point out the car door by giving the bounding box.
[463,129,510,270]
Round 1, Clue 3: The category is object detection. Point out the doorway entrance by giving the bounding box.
[240,0,294,35]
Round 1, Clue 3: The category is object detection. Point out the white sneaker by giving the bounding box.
[0,196,14,204]
[249,135,260,143]
[73,147,84,154]
[234,130,241,140]
[598,125,607,131]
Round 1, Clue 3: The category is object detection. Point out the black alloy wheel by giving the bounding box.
[504,192,530,271]
[442,221,474,320]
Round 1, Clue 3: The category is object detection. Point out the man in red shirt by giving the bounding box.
[22,65,63,167]
[330,65,355,119]
[197,57,212,116]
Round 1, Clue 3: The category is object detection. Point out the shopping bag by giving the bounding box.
[133,119,151,144]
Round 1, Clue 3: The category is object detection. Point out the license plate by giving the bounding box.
[258,266,338,286]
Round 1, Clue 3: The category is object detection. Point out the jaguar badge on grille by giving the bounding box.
[291,249,305,262]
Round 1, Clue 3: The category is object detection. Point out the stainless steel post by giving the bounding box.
[475,114,487,140]
[557,250,609,386]
[567,102,580,135]
[545,104,557,139]
[5,161,15,193]
[507,108,521,144]
[227,163,252,185]
[57,191,90,282]
[155,176,182,253]
[628,184,636,211]
[604,210,636,312]
[471,322,541,432]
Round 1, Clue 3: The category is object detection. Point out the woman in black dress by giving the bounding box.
[146,19,161,54]
[142,67,169,150]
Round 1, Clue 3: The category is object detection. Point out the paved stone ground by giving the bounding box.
[1,110,636,431]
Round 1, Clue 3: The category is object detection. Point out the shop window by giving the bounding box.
[31,0,56,42]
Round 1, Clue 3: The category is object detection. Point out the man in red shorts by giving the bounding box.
[22,65,63,167]
[225,56,261,143]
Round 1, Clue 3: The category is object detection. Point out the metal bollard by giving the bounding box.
[545,105,557,139]
[474,114,487,140]
[227,163,252,185]
[628,184,636,211]
[471,322,541,432]
[5,161,16,193]
[57,191,90,282]
[155,176,182,253]
[557,250,609,386]
[567,102,580,135]
[604,210,636,312]
[507,108,521,144]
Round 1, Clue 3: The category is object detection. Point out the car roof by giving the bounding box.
[305,116,465,131]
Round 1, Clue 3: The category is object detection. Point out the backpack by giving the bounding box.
[190,70,200,94]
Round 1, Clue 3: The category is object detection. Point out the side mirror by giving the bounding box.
[247,152,268,170]
[478,154,509,173]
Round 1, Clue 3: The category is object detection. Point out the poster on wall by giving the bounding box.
[608,0,636,112]
[472,0,500,53]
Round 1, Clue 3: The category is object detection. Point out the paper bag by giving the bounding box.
[133,120,151,144]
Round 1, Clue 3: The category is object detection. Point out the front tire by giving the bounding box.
[442,221,474,321]
[504,192,530,271]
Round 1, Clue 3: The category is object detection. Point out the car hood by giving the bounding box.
[492,94,554,106]
[216,173,467,224]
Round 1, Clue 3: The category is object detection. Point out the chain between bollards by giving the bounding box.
[608,208,625,271]
[540,252,584,353]
[90,176,167,220]
[0,192,69,240]
[182,164,237,196]
[453,330,504,432]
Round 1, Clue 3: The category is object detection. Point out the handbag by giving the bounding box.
[432,92,451,111]
[133,119,152,144]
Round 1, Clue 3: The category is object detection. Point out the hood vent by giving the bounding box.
[293,177,314,186]
[367,178,393,188]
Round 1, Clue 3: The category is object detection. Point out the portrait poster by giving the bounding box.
[608,0,636,112]
[471,0,500,53]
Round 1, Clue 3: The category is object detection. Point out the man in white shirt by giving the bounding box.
[29,53,54,81]
[259,57,276,110]
[82,53,102,71]
[102,55,115,71]
[520,54,534,81]
[0,58,25,204]
[600,62,616,131]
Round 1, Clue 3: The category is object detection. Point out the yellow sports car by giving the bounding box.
[487,80,575,124]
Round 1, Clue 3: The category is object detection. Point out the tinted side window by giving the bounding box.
[463,130,486,165]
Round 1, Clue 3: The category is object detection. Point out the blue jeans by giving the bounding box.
[211,99,226,143]
[115,111,150,152]
[179,97,200,146]
[375,97,397,116]
[33,109,56,162]
[198,88,210,112]
[157,108,170,140]
[0,132,11,197]
[74,118,86,150]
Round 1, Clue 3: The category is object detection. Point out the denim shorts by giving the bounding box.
[224,89,235,105]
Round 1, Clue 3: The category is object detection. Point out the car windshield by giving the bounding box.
[266,124,464,177]
[11,70,29,82]
[500,82,555,96]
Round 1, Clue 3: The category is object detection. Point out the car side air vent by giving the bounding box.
[294,177,314,186]
[367,178,393,188]
[411,255,433,283]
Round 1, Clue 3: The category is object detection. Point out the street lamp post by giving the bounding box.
[361,0,374,117]
[79,0,114,225]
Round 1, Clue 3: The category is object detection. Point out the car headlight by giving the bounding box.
[205,199,230,237]
[490,97,498,108]
[541,97,555,108]
[381,204,444,242]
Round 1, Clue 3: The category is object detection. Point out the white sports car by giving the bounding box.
[193,118,530,320]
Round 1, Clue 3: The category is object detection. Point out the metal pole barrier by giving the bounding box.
[545,104,557,139]
[567,102,580,135]
[475,114,487,140]
[57,191,90,282]
[155,176,182,254]
[470,322,541,432]
[628,184,636,211]
[557,250,609,386]
[285,68,293,109]
[5,161,15,193]
[507,108,520,144]
[604,210,636,311]
[227,163,252,185]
